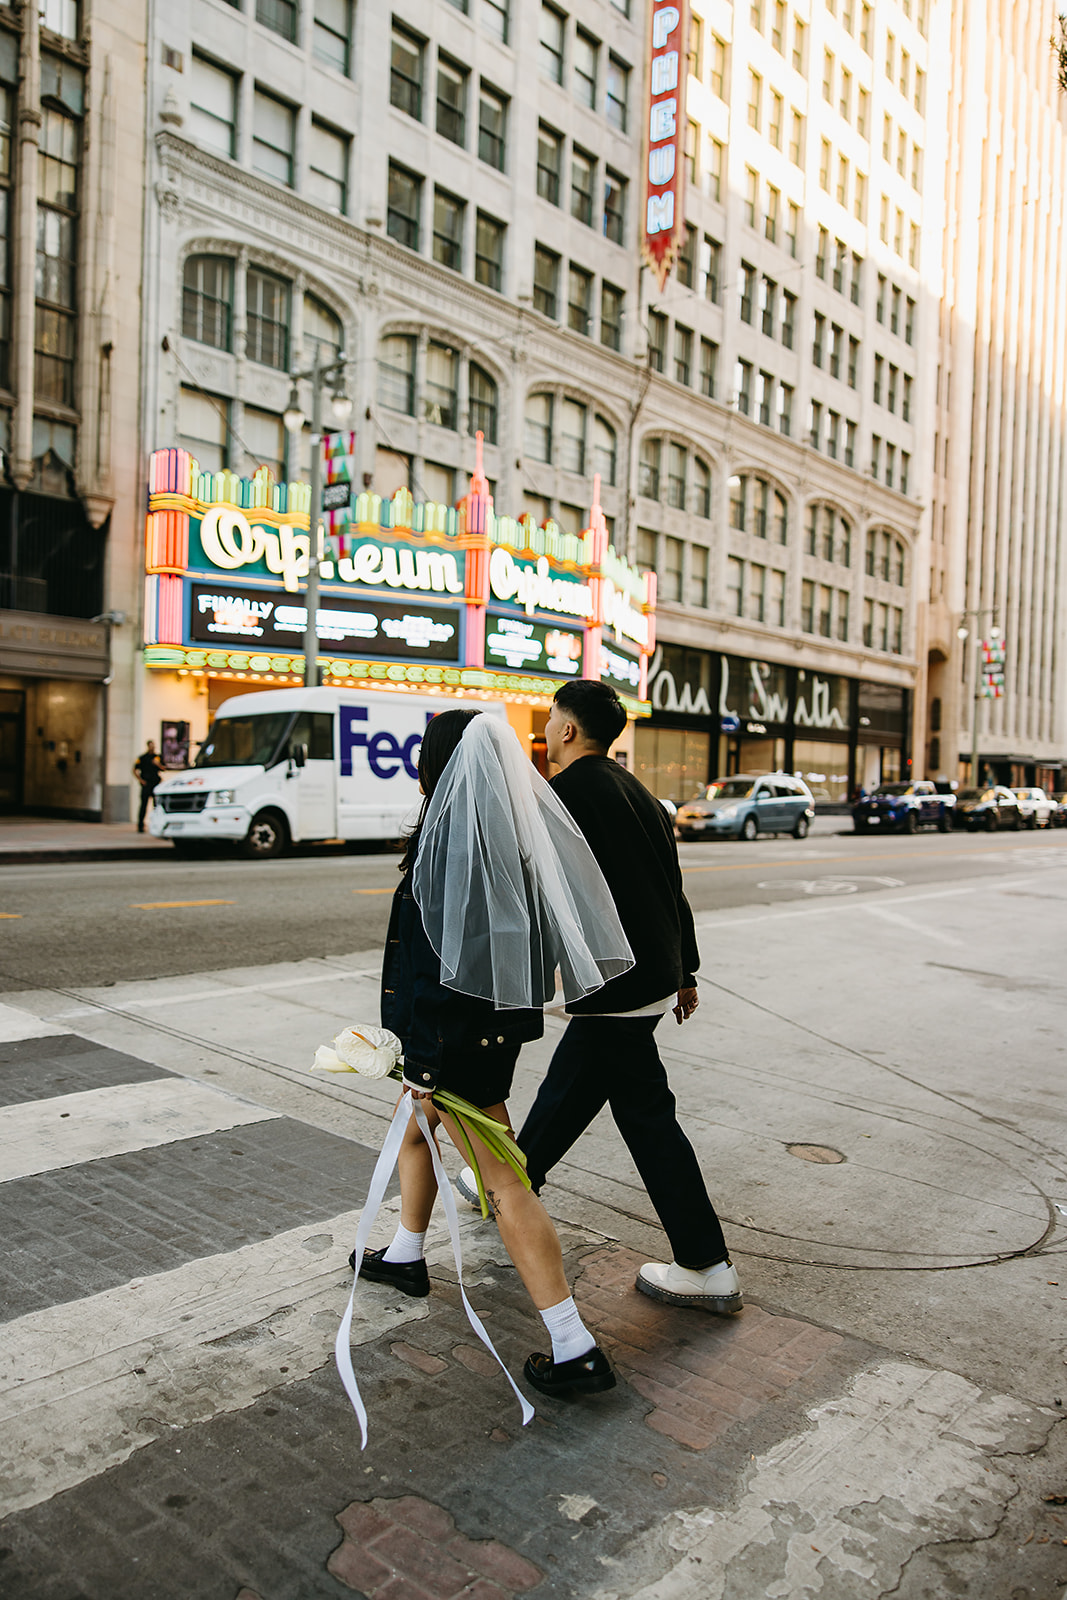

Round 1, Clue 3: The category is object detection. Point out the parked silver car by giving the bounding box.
[675,774,816,841]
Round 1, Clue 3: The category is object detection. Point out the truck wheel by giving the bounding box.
[792,815,810,839]
[904,810,918,834]
[741,815,759,842]
[242,810,288,858]
[854,818,867,833]
[937,812,950,833]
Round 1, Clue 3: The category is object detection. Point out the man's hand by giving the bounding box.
[673,986,699,1025]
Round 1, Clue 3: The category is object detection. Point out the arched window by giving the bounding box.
[182,255,234,351]
[593,415,616,484]
[469,364,498,444]
[805,503,852,565]
[728,473,787,542]
[377,333,415,415]
[304,294,342,366]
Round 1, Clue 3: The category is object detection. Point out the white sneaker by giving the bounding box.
[635,1259,743,1314]
[455,1165,480,1209]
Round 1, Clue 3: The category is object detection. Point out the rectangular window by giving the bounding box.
[897,127,907,177]
[871,435,881,477]
[540,4,565,83]
[789,110,804,165]
[851,251,863,304]
[662,537,684,603]
[781,289,796,348]
[710,35,727,97]
[836,153,849,208]
[560,398,587,473]
[844,418,855,466]
[639,436,661,498]
[308,120,348,213]
[829,323,842,379]
[902,372,912,422]
[785,202,799,257]
[809,399,822,449]
[189,54,237,159]
[707,138,724,201]
[860,1,872,50]
[882,112,892,161]
[537,124,562,205]
[436,56,468,146]
[812,310,825,367]
[674,324,692,385]
[735,359,753,415]
[387,161,421,250]
[901,451,910,494]
[568,264,593,335]
[667,444,687,507]
[772,0,786,51]
[885,31,895,78]
[748,69,762,129]
[690,544,709,608]
[769,568,785,626]
[839,65,851,120]
[827,410,840,459]
[764,184,779,243]
[747,563,766,623]
[818,584,833,637]
[885,442,895,488]
[390,23,424,119]
[432,188,464,272]
[571,148,595,226]
[246,268,290,369]
[601,282,623,350]
[525,393,553,461]
[605,55,629,131]
[816,226,828,278]
[676,229,696,288]
[533,244,560,318]
[914,66,925,113]
[574,28,598,108]
[483,0,509,42]
[687,14,702,79]
[252,89,295,187]
[646,310,667,371]
[603,169,626,244]
[760,275,776,337]
[740,261,756,322]
[378,334,416,414]
[905,296,915,344]
[833,237,846,293]
[857,85,869,137]
[792,17,806,72]
[801,579,814,633]
[848,334,859,388]
[887,363,898,413]
[478,84,507,170]
[257,0,297,44]
[182,256,233,350]
[699,337,717,398]
[757,369,773,426]
[873,353,883,404]
[314,0,352,73]
[685,119,698,184]
[819,138,831,191]
[822,49,834,103]
[475,211,505,290]
[769,89,783,148]
[726,557,744,618]
[777,383,793,435]
[899,46,909,96]
[179,388,228,473]
[744,167,758,228]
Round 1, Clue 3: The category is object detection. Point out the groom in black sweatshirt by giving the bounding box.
[517,678,741,1313]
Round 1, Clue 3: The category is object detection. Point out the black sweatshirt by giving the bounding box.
[551,755,700,1014]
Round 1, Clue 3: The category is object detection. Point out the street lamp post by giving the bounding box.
[283,347,353,688]
[956,609,1001,787]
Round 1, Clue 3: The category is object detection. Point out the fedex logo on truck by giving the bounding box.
[339,707,435,780]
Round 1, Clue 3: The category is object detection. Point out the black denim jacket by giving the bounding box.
[380,878,544,1092]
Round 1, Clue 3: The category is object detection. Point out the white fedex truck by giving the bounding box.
[148,687,504,857]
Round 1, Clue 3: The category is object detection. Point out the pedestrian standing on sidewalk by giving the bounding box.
[356,707,635,1396]
[461,679,741,1314]
[132,740,163,833]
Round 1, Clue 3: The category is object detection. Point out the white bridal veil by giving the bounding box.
[411,714,634,1008]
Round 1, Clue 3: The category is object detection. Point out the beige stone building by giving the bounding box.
[0,0,147,820]
[926,0,1067,790]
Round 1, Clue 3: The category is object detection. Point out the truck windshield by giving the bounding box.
[195,713,292,768]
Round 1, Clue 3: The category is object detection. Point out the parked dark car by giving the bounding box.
[852,780,950,834]
[953,786,1023,831]
[675,773,815,841]
[1051,793,1067,827]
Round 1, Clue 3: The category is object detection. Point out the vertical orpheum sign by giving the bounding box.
[643,0,688,292]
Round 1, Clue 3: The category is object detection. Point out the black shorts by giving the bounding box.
[436,1042,521,1108]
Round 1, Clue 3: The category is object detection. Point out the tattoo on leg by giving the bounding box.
[484,1187,502,1218]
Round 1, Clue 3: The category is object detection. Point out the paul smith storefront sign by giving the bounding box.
[648,649,851,732]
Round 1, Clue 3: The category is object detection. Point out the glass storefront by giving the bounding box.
[634,724,711,804]
[792,739,851,805]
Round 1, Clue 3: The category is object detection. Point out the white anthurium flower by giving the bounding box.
[332,1025,403,1079]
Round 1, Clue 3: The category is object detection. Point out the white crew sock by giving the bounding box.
[383,1224,426,1264]
[539,1296,596,1364]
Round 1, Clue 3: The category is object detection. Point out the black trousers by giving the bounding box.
[517,1014,729,1271]
[137,784,157,829]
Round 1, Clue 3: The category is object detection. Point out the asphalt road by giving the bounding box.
[1,822,1065,991]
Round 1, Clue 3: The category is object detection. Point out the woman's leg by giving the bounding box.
[396,1097,441,1233]
[436,1102,570,1311]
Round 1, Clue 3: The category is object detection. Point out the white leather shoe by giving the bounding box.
[636,1259,743,1314]
[455,1165,480,1208]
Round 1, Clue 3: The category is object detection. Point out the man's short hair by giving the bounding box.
[554,679,627,749]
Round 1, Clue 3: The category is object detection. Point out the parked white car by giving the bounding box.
[1012,786,1056,828]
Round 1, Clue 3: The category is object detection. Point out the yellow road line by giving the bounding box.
[354,887,395,895]
[0,912,21,918]
[131,899,236,909]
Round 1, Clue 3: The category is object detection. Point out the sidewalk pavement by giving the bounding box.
[0,811,850,865]
[3,876,1067,1600]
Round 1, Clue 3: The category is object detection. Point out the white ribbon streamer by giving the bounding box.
[334,1093,535,1449]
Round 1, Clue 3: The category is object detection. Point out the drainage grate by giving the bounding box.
[787,1143,846,1164]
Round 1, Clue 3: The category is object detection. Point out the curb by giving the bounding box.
[0,846,174,866]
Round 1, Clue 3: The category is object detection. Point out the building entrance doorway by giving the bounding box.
[0,688,25,809]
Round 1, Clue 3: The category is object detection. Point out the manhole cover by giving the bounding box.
[787,1143,846,1164]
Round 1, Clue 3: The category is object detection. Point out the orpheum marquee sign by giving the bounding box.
[643,0,689,292]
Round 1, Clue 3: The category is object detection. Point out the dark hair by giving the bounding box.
[399,708,480,872]
[553,679,627,750]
